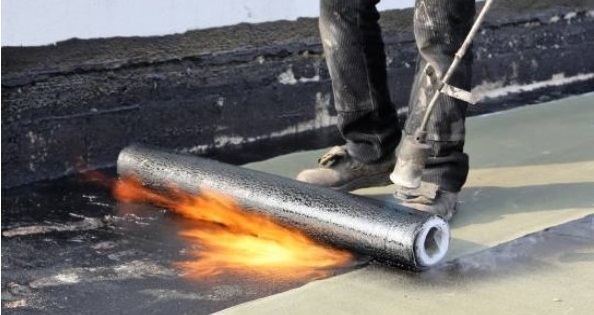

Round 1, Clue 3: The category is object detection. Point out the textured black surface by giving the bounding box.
[3,170,592,313]
[117,145,446,268]
[1,171,359,314]
[2,1,594,188]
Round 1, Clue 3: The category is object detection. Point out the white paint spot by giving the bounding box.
[115,261,176,278]
[216,97,225,107]
[473,72,594,101]
[29,272,81,288]
[278,68,298,85]
[549,16,560,23]
[25,130,50,171]
[55,272,80,284]
[3,299,27,308]
[26,131,38,144]
[300,74,320,83]
[141,289,209,301]
[108,250,140,261]
[29,260,176,288]
[91,241,117,250]
[141,285,255,302]
[181,144,210,154]
[564,12,577,20]
[181,92,336,153]
[277,67,320,85]
[214,135,245,147]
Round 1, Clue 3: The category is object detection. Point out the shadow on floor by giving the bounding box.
[366,181,594,228]
[454,182,594,227]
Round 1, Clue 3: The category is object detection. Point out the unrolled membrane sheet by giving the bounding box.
[117,145,450,269]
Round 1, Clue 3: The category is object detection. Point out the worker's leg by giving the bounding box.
[393,0,475,220]
[296,0,400,191]
[404,0,475,193]
[319,0,401,163]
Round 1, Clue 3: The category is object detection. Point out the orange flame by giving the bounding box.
[113,176,352,279]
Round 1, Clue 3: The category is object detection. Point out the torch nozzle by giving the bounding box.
[390,135,431,190]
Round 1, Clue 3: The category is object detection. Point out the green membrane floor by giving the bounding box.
[219,93,594,314]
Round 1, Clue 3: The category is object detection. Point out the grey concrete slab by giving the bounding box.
[221,93,594,314]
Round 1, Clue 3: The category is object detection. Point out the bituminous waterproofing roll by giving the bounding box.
[117,145,450,269]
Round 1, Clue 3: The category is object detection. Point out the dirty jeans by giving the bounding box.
[319,0,475,192]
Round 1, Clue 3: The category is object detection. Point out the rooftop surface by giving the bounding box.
[2,93,594,314]
[232,92,594,314]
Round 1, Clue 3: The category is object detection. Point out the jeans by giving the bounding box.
[319,0,475,192]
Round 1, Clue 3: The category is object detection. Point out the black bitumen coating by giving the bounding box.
[1,171,362,314]
[2,169,592,314]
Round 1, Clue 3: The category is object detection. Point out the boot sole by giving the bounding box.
[399,199,457,222]
[333,173,393,192]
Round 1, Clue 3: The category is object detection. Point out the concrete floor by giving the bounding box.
[2,93,593,314]
[218,93,594,314]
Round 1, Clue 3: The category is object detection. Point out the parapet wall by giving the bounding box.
[2,0,594,187]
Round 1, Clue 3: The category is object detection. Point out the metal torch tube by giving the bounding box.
[418,0,495,136]
[117,145,450,269]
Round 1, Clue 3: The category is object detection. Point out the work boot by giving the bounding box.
[296,146,395,191]
[394,182,458,221]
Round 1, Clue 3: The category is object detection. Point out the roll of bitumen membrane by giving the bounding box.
[117,145,450,269]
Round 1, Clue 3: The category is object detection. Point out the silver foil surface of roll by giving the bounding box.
[117,145,450,269]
